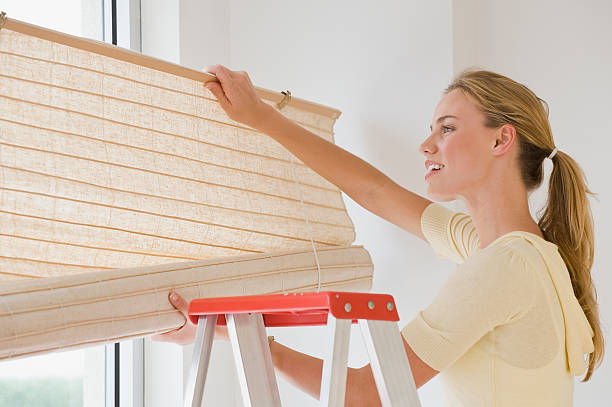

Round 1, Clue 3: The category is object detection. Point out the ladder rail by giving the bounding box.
[183,314,217,407]
[227,313,282,407]
[319,315,351,407]
[359,319,421,407]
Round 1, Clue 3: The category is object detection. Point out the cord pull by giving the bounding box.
[0,12,8,30]
[276,90,291,110]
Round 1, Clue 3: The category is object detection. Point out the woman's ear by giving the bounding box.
[492,124,516,156]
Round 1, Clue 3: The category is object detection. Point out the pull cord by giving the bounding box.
[277,90,322,292]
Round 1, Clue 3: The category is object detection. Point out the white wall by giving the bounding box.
[452,0,612,404]
[154,1,453,405]
[141,0,180,63]
[142,0,230,68]
[143,0,610,405]
[141,2,239,406]
[226,1,453,405]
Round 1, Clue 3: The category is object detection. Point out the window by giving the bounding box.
[0,1,143,406]
[0,347,103,407]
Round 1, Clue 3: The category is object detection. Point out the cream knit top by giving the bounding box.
[401,203,594,406]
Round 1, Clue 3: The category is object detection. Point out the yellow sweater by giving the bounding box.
[401,203,594,406]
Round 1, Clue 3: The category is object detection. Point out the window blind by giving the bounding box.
[0,16,373,360]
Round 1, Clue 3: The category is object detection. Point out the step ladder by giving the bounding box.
[184,291,422,407]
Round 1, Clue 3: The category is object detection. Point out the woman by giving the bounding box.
[154,67,603,406]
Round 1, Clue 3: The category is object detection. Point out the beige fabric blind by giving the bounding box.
[0,245,372,360]
[0,17,373,360]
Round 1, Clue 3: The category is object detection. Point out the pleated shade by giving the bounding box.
[0,17,373,360]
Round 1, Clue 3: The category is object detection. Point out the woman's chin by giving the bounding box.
[426,187,456,202]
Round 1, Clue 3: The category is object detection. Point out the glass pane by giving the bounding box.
[0,1,106,406]
[1,0,103,40]
[0,347,105,407]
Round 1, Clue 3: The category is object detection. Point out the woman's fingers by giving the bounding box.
[204,64,232,84]
[168,291,189,316]
[151,324,195,346]
[205,81,231,111]
[202,64,272,129]
[151,292,196,345]
[203,65,235,115]
[151,291,233,345]
[151,329,178,342]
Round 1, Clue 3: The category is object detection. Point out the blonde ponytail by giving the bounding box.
[539,150,603,381]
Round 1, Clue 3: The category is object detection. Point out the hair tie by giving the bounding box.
[547,147,558,160]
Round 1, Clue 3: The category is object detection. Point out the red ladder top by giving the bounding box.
[187,291,399,327]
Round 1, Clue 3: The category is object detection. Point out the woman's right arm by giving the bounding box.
[204,65,432,241]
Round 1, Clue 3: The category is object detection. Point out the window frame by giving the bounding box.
[102,1,144,406]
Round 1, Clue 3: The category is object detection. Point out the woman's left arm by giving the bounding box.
[271,335,438,405]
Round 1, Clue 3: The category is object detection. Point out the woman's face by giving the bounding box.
[420,89,498,202]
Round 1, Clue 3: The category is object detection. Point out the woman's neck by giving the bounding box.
[461,177,543,248]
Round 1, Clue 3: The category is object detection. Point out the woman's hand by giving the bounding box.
[203,64,278,130]
[151,292,228,345]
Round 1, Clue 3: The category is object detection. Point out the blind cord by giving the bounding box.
[289,154,322,292]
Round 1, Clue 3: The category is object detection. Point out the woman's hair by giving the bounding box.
[445,70,603,381]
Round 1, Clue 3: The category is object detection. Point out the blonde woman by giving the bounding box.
[154,67,603,406]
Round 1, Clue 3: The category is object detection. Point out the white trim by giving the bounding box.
[102,0,112,43]
[119,340,145,407]
[139,2,239,404]
[144,338,184,407]
[83,346,106,407]
[105,344,116,407]
[132,339,145,407]
[116,0,141,50]
[103,3,144,405]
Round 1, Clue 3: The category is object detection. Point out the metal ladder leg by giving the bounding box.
[227,313,282,407]
[184,314,218,407]
[359,319,421,407]
[319,315,351,407]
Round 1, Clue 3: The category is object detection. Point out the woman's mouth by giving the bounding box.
[425,163,444,180]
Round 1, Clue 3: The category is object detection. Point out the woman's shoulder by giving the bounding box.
[462,231,551,276]
[488,231,556,264]
[420,202,480,263]
[462,231,559,282]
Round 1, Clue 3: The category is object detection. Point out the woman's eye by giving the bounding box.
[442,126,453,134]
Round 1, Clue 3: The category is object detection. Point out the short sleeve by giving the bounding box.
[401,244,536,372]
[421,202,481,264]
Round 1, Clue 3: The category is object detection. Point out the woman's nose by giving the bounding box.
[419,133,437,155]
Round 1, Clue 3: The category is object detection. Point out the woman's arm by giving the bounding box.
[271,334,438,405]
[153,293,439,405]
[203,65,432,241]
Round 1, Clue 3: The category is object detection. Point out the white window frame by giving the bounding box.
[102,1,144,406]
[137,1,240,404]
[105,340,144,407]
